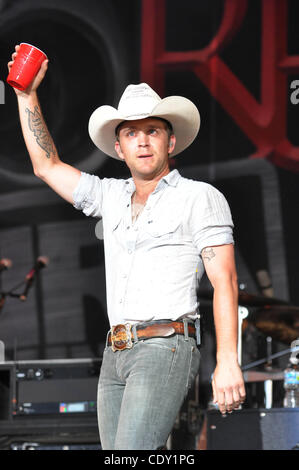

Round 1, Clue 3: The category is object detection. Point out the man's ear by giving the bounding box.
[115,141,125,161]
[168,135,176,155]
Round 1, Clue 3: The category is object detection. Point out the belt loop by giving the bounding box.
[183,318,189,341]
[105,329,111,348]
[132,324,138,343]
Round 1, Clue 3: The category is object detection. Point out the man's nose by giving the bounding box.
[137,132,149,146]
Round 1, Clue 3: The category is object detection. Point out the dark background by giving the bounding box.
[0,0,298,393]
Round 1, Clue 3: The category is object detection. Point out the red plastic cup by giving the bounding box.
[7,43,47,91]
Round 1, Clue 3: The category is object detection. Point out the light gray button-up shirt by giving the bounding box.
[72,169,234,327]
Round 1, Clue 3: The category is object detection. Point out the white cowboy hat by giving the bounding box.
[88,83,200,160]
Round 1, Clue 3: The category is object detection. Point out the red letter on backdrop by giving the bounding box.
[141,0,299,172]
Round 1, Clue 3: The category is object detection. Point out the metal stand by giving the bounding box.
[241,341,299,372]
[0,274,35,364]
[264,336,273,408]
[238,305,249,365]
[0,340,4,362]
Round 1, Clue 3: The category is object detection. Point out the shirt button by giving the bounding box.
[128,249,132,254]
[119,299,123,303]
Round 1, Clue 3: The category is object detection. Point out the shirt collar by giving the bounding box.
[125,169,181,194]
[161,169,181,187]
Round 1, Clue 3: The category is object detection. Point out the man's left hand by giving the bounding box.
[212,360,246,415]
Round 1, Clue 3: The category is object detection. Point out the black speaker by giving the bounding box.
[207,408,299,450]
[0,359,102,450]
[13,358,101,416]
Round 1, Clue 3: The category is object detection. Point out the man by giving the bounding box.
[8,45,245,450]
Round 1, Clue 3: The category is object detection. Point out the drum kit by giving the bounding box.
[199,287,299,345]
[175,288,299,450]
[198,287,299,408]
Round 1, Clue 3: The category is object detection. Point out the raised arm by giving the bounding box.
[201,243,246,415]
[8,45,81,203]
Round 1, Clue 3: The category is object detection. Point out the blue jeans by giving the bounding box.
[97,326,200,450]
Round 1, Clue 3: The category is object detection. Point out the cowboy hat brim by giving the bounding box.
[88,96,200,160]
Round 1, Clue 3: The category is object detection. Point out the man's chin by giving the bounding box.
[133,166,170,181]
[131,162,156,176]
[134,169,156,180]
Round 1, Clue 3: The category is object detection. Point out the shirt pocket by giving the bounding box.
[145,217,182,240]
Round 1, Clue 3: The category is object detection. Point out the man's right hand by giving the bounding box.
[7,44,49,96]
[8,44,81,205]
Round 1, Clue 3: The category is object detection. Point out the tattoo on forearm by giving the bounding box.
[25,106,56,159]
[201,247,216,261]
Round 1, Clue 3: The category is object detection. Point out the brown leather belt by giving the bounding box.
[107,321,196,352]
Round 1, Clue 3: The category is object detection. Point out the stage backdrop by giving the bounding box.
[0,1,298,387]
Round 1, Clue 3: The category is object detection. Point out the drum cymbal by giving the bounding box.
[248,305,299,344]
[238,291,289,307]
[198,288,289,307]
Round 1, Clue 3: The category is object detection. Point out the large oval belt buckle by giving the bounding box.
[111,323,133,352]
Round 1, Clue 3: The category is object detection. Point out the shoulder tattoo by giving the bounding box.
[201,247,216,261]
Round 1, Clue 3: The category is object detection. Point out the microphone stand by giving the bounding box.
[239,342,299,410]
[0,277,32,313]
[242,343,299,371]
[0,258,48,361]
[241,343,299,382]
[0,276,28,361]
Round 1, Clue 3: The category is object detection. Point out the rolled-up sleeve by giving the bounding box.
[72,171,103,218]
[190,184,234,254]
